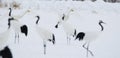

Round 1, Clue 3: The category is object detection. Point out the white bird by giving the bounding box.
[8,8,28,43]
[55,9,76,44]
[75,20,106,57]
[0,21,13,58]
[9,8,30,20]
[35,16,55,54]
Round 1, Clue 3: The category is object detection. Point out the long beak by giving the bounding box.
[103,22,106,24]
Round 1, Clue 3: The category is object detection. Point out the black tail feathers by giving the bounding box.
[52,34,55,44]
[48,34,55,44]
[0,46,13,58]
[75,32,85,41]
[21,25,28,36]
[73,29,77,37]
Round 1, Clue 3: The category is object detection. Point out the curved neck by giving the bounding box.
[8,21,11,29]
[36,16,40,24]
[66,10,71,17]
[17,11,28,19]
[8,17,14,29]
[64,10,72,21]
[8,18,11,29]
[9,8,12,16]
[67,10,72,16]
[99,22,104,31]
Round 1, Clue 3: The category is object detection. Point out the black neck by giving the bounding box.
[62,14,65,20]
[9,8,12,16]
[36,16,40,24]
[8,17,14,29]
[8,18,11,29]
[99,22,104,31]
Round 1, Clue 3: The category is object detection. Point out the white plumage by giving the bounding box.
[0,16,13,58]
[9,19,23,43]
[35,16,55,54]
[0,29,11,50]
[9,8,30,20]
[55,9,76,44]
[0,29,13,58]
[8,8,28,43]
[61,22,76,44]
[57,9,74,23]
[10,20,21,33]
[82,31,101,42]
[62,23,75,36]
[61,9,74,22]
[75,20,106,57]
[36,26,53,41]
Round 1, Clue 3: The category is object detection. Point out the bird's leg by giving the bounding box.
[14,33,20,44]
[43,44,46,55]
[14,33,17,44]
[87,43,94,56]
[83,43,94,57]
[67,36,71,45]
[43,41,46,55]
[69,37,71,44]
[14,37,16,44]
[17,34,19,44]
[67,36,69,44]
[83,42,88,57]
[87,44,89,57]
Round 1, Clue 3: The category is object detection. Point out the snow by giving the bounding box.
[0,0,120,58]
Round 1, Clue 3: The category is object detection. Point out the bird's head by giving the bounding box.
[99,20,106,24]
[70,9,74,12]
[67,7,74,12]
[9,8,12,11]
[99,20,106,31]
[67,8,74,15]
[26,9,30,13]
[36,16,40,19]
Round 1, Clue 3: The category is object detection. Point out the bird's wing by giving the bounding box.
[84,31,101,42]
[0,29,10,47]
[11,21,21,32]
[36,26,53,39]
[63,22,75,35]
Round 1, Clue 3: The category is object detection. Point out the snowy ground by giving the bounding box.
[0,1,120,58]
